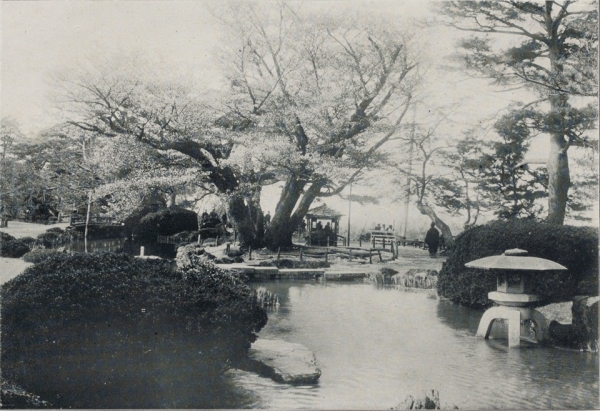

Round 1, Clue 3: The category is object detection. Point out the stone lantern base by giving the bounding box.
[476,292,549,348]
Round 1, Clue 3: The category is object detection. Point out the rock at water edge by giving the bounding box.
[248,339,321,384]
[572,295,599,352]
[175,243,217,268]
[393,390,458,410]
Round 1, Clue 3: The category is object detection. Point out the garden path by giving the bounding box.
[0,221,70,239]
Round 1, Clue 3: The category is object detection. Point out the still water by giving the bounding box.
[227,281,599,410]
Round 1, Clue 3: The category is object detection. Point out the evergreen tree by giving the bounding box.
[440,0,598,224]
[480,111,548,219]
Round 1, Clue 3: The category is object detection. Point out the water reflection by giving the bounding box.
[232,281,598,410]
[436,298,483,333]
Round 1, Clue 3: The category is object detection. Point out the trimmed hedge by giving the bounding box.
[35,229,72,249]
[19,236,37,248]
[127,207,198,244]
[438,220,598,308]
[1,252,267,408]
[0,239,31,258]
[0,232,16,243]
[22,248,62,264]
[1,232,33,258]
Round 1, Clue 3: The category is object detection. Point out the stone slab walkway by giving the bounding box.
[247,339,321,384]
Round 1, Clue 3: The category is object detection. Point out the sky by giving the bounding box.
[1,0,500,134]
[1,1,596,233]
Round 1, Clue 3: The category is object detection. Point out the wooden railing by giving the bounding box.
[370,230,396,248]
[157,235,179,244]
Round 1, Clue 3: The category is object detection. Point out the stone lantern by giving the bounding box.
[465,248,567,348]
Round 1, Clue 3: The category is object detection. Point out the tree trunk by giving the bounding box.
[84,191,92,254]
[416,201,455,248]
[546,134,570,224]
[545,21,569,225]
[227,192,265,249]
[265,178,305,249]
[546,92,570,225]
[266,180,324,250]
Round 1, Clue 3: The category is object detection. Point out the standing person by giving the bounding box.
[424,222,440,258]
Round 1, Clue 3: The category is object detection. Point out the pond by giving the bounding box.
[227,281,598,410]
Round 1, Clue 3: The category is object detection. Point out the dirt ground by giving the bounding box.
[238,243,446,275]
[0,221,70,239]
[0,257,33,285]
[0,221,71,285]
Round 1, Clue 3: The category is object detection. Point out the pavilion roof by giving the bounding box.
[306,204,344,219]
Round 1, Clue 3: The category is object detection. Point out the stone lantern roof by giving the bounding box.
[465,249,567,271]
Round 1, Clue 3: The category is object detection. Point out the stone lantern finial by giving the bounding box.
[504,248,528,256]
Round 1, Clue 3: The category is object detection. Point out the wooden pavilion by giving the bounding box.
[304,204,344,246]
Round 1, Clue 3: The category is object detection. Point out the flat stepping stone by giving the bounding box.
[215,263,255,273]
[246,266,280,280]
[340,249,372,257]
[248,339,321,384]
[323,271,367,281]
[278,268,325,279]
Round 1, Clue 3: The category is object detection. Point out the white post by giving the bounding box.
[347,182,352,247]
[140,246,145,257]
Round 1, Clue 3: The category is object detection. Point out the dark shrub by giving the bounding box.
[36,228,77,248]
[22,248,61,264]
[170,230,199,244]
[121,205,154,236]
[1,252,267,408]
[438,220,598,308]
[0,239,31,258]
[19,236,37,248]
[130,208,198,244]
[0,232,16,243]
[37,231,62,248]
[1,381,51,408]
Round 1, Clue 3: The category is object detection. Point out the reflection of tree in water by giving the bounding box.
[436,299,483,333]
[250,282,308,337]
